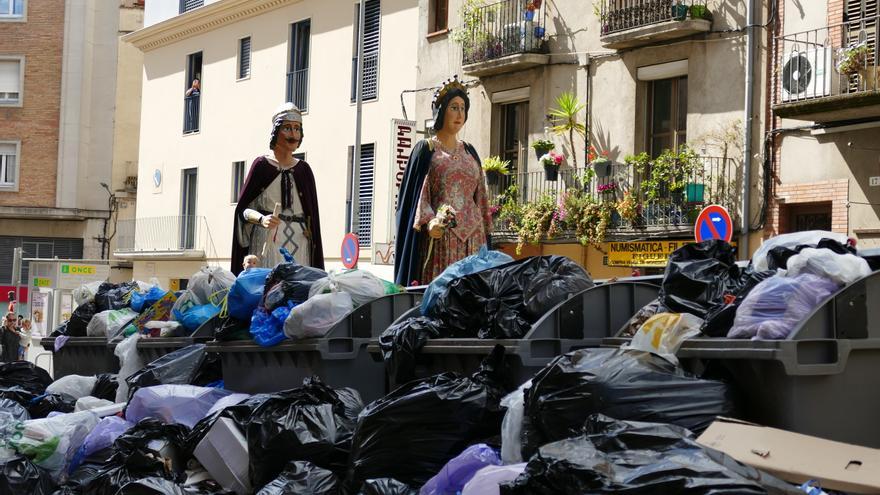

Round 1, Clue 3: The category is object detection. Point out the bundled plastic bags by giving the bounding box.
[752,230,850,271]
[700,269,776,337]
[87,308,140,338]
[0,362,52,394]
[94,282,139,313]
[227,267,271,320]
[28,393,76,418]
[126,385,231,428]
[262,262,327,310]
[422,246,513,316]
[64,302,97,337]
[420,444,501,495]
[124,344,221,399]
[115,334,145,403]
[347,346,508,486]
[378,316,444,384]
[0,398,30,421]
[623,312,704,364]
[257,461,341,495]
[461,464,526,495]
[115,477,229,494]
[251,303,295,347]
[434,256,593,339]
[506,415,802,494]
[6,410,100,481]
[72,281,103,307]
[91,374,119,402]
[174,304,221,333]
[520,348,736,459]
[500,380,531,464]
[0,455,56,495]
[68,416,133,473]
[188,267,236,307]
[308,270,391,307]
[784,248,871,286]
[728,273,841,340]
[659,240,742,320]
[284,292,353,340]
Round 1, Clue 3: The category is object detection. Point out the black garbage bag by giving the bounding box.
[0,386,38,406]
[502,415,801,495]
[247,378,364,488]
[49,321,68,337]
[257,461,341,495]
[0,361,52,394]
[213,315,251,341]
[347,345,509,487]
[659,240,744,321]
[61,419,190,495]
[116,477,230,494]
[701,269,777,337]
[65,302,97,337]
[378,316,445,384]
[521,348,736,459]
[435,256,594,339]
[91,373,118,402]
[261,262,327,311]
[27,393,76,419]
[94,282,138,313]
[358,478,419,495]
[0,397,29,420]
[0,455,55,495]
[125,344,221,399]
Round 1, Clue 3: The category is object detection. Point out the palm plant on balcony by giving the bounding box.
[549,91,587,169]
[482,155,510,185]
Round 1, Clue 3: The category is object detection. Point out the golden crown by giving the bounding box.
[432,75,467,108]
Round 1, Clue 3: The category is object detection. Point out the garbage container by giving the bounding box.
[208,292,423,402]
[370,281,660,391]
[605,270,880,448]
[134,316,219,363]
[38,337,119,379]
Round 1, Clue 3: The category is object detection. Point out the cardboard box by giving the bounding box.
[697,417,880,494]
[194,417,251,495]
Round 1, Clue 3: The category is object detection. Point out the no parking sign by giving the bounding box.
[341,233,360,269]
[694,205,733,243]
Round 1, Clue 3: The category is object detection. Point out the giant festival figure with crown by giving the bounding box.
[394,76,493,286]
[230,102,325,275]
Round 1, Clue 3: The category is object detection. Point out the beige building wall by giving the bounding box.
[127,0,418,285]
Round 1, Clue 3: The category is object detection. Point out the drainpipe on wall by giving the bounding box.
[741,0,756,258]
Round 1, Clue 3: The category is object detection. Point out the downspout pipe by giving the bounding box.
[741,0,756,258]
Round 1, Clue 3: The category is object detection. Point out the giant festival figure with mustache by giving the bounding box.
[230,103,324,275]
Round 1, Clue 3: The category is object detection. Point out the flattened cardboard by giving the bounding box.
[696,417,880,494]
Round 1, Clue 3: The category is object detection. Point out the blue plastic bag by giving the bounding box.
[174,303,221,332]
[251,301,296,347]
[228,267,271,320]
[68,416,133,474]
[422,246,513,316]
[420,444,502,495]
[130,286,169,312]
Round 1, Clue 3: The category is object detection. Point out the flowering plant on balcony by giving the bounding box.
[540,151,564,168]
[837,42,871,76]
[515,193,559,253]
[617,190,641,225]
[597,182,618,194]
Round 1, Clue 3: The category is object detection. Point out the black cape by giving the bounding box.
[231,156,324,275]
[393,139,485,286]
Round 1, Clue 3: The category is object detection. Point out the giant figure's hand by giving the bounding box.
[261,214,281,229]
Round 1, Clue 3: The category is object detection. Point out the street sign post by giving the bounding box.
[694,205,733,243]
[341,233,360,269]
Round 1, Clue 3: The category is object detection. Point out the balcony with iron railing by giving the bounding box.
[113,215,219,260]
[487,155,740,242]
[773,14,880,122]
[286,68,309,112]
[460,0,549,77]
[598,0,712,49]
[183,94,200,134]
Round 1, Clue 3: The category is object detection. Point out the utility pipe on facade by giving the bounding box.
[349,0,367,234]
[741,0,756,258]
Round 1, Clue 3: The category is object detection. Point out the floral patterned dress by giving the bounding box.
[414,138,492,283]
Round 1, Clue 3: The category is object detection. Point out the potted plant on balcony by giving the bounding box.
[597,181,618,202]
[617,191,641,226]
[837,42,878,90]
[589,145,612,177]
[482,155,510,186]
[451,0,489,63]
[689,4,712,20]
[671,1,689,20]
[531,139,555,159]
[515,192,559,254]
[540,151,564,181]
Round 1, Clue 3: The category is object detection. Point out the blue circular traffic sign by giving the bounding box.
[341,233,360,269]
[694,205,733,243]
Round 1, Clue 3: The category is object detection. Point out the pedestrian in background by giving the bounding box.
[1,313,21,362]
[18,318,31,361]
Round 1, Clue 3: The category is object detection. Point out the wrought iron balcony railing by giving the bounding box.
[461,0,547,65]
[286,69,309,112]
[600,0,709,35]
[775,14,880,106]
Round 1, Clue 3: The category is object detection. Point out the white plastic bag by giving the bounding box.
[46,375,97,400]
[8,410,99,482]
[126,385,232,428]
[728,274,840,340]
[86,308,139,338]
[622,312,704,364]
[188,266,235,305]
[114,334,144,403]
[500,380,531,464]
[72,281,103,306]
[751,230,849,272]
[784,248,871,286]
[308,270,386,306]
[74,396,115,412]
[284,292,353,339]
[461,464,527,495]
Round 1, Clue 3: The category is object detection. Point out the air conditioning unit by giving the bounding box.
[781,47,833,102]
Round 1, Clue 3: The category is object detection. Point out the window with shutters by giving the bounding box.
[647,76,688,158]
[0,142,18,191]
[0,0,25,20]
[348,144,375,247]
[287,20,311,111]
[238,37,251,80]
[351,0,381,102]
[0,57,23,106]
[231,161,245,203]
[179,0,203,14]
[430,0,448,34]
